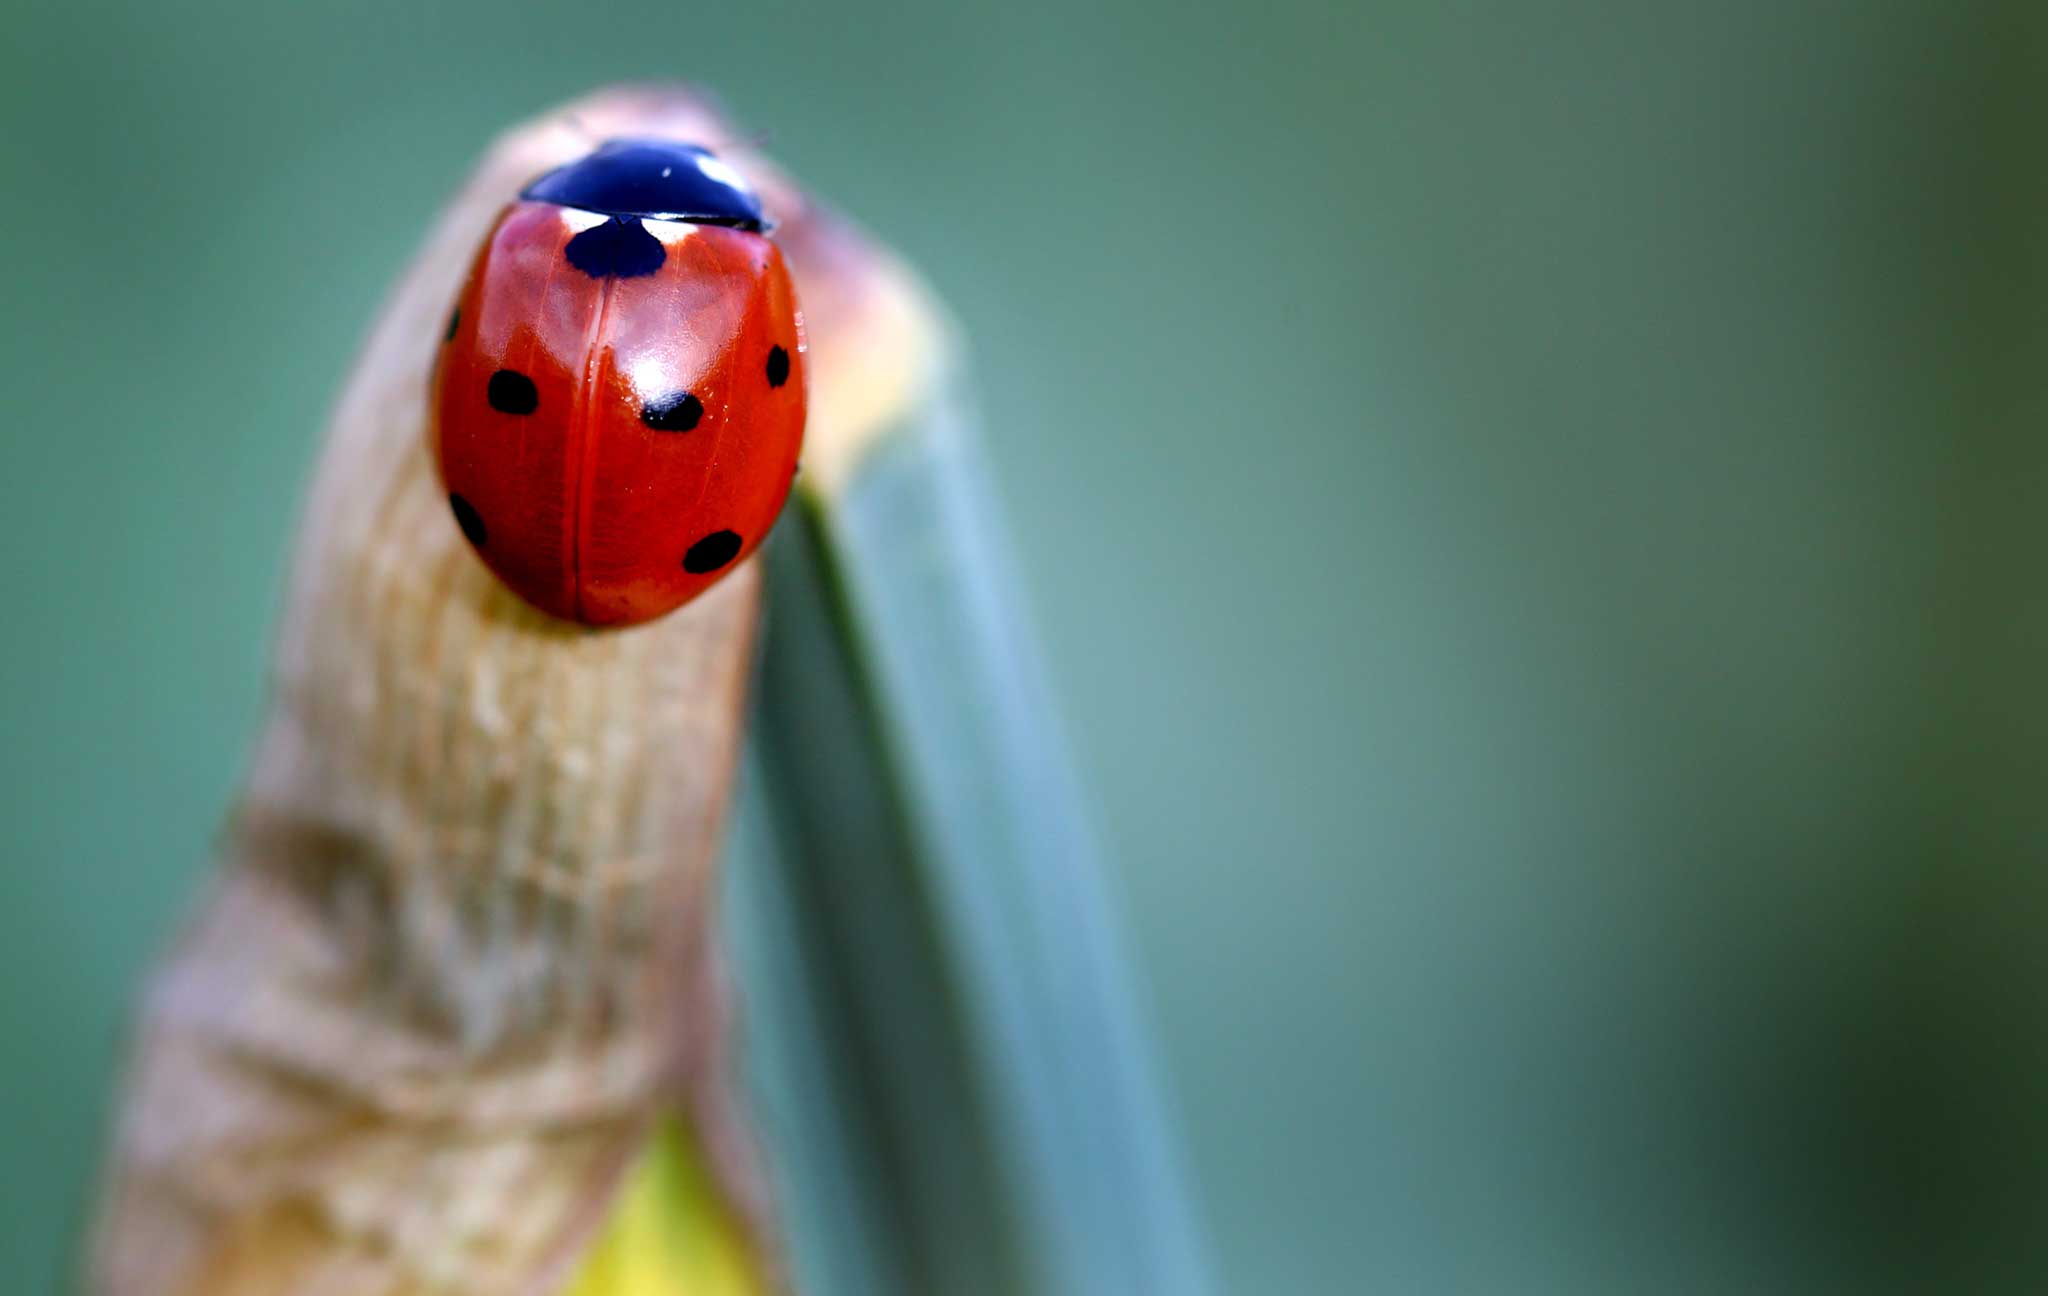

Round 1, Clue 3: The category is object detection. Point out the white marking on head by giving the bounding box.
[696,153,752,196]
[642,218,698,246]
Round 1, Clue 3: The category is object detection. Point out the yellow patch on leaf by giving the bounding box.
[560,1117,761,1296]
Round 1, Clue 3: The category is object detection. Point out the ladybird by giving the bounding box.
[432,138,806,627]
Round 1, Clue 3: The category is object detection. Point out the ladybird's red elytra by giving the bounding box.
[431,139,806,628]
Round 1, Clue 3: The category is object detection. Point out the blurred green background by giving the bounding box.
[3,0,2044,1291]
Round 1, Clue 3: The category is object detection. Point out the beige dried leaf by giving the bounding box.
[87,84,943,1296]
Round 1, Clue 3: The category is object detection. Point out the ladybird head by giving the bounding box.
[521,138,766,230]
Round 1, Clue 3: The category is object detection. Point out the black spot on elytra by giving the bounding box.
[565,215,666,278]
[487,369,538,415]
[449,493,486,547]
[683,529,742,574]
[444,306,459,342]
[766,345,791,388]
[641,391,703,432]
